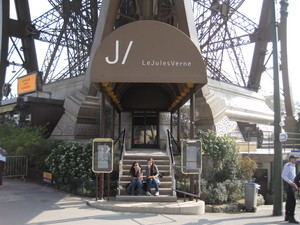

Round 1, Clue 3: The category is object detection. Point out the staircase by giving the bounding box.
[116,149,177,202]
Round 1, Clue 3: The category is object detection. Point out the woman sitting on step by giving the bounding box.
[144,158,160,196]
[129,161,143,195]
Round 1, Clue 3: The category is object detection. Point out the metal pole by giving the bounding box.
[279,0,297,132]
[95,174,98,200]
[170,112,173,135]
[189,94,195,197]
[177,109,180,142]
[112,107,115,139]
[190,94,195,139]
[119,112,121,135]
[272,0,283,216]
[100,173,104,200]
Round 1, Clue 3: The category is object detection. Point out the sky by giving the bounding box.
[7,0,300,104]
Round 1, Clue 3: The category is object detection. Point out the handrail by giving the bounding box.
[114,128,126,161]
[167,129,175,165]
[174,189,201,202]
[115,128,126,196]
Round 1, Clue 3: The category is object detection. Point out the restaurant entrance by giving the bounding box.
[132,111,159,148]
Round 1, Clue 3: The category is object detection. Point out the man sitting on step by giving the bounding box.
[144,158,160,196]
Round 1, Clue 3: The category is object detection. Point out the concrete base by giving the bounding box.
[87,199,205,215]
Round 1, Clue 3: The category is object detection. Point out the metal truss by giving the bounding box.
[192,0,258,87]
[3,0,263,98]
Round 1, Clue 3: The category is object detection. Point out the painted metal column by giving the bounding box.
[177,109,180,142]
[119,112,121,135]
[272,0,283,217]
[0,0,9,100]
[190,94,195,139]
[280,0,297,131]
[14,0,38,72]
[170,112,173,135]
[112,107,115,139]
[189,94,196,195]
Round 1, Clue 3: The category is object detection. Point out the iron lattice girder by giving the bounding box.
[32,0,101,83]
[192,0,259,86]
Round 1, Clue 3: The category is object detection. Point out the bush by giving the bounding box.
[239,156,257,182]
[45,142,95,196]
[198,130,240,182]
[201,179,244,204]
[0,123,53,170]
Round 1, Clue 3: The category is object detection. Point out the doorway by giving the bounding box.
[132,111,159,148]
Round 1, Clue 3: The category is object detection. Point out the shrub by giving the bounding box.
[45,142,95,196]
[239,156,258,182]
[197,130,240,182]
[201,179,244,204]
[0,123,52,170]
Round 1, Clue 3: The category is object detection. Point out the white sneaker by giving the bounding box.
[146,192,152,196]
[154,191,159,196]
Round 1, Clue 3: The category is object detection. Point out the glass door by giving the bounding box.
[132,111,159,148]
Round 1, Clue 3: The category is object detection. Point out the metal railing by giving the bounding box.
[3,156,28,178]
[167,129,202,201]
[166,129,177,196]
[114,129,126,195]
[114,128,126,161]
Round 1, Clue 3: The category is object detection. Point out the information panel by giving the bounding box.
[17,72,39,95]
[92,138,113,173]
[181,139,202,174]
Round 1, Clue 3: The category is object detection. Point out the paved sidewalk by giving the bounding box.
[0,178,298,225]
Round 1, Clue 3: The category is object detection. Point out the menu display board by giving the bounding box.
[181,139,202,174]
[92,138,113,173]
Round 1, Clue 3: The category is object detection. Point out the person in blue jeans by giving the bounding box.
[144,158,160,196]
[129,161,143,195]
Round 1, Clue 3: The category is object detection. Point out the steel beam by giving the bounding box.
[279,0,297,131]
[0,0,9,100]
[14,0,38,73]
[247,0,272,91]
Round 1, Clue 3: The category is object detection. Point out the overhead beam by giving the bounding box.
[247,0,272,91]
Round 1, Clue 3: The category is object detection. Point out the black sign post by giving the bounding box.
[92,138,114,200]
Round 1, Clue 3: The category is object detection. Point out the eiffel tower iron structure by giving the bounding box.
[0,0,297,130]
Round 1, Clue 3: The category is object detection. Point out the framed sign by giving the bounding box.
[181,139,202,174]
[17,72,40,95]
[92,138,114,173]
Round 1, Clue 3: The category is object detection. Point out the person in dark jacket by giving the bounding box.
[144,158,160,196]
[0,148,7,186]
[129,161,143,195]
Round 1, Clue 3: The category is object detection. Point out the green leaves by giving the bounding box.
[197,130,240,183]
[45,142,94,192]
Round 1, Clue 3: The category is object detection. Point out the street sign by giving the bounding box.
[181,139,202,174]
[279,132,288,142]
[92,138,114,173]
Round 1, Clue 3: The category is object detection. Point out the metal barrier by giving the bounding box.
[3,156,28,178]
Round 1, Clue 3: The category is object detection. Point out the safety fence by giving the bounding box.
[3,156,28,178]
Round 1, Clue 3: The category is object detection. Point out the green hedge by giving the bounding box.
[45,142,96,196]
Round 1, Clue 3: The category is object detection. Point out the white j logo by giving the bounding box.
[105,40,133,65]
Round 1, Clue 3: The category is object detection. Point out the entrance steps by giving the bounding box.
[117,149,176,201]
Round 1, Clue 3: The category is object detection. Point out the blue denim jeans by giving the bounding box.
[146,178,159,192]
[130,179,142,195]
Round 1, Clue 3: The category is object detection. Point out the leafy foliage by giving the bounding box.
[239,156,258,182]
[0,123,53,170]
[198,130,240,182]
[45,142,95,196]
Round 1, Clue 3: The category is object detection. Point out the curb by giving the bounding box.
[86,200,205,215]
